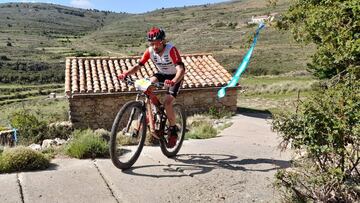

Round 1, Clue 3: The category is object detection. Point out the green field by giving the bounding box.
[0,94,68,127]
[238,74,317,112]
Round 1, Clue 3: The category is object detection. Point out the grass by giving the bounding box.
[186,114,233,140]
[0,97,68,127]
[65,129,109,159]
[186,120,218,139]
[238,74,318,112]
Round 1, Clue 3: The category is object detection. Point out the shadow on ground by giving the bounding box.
[122,153,290,178]
[236,107,272,119]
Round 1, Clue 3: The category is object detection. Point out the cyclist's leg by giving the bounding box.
[164,94,176,126]
[165,79,182,126]
[148,74,162,140]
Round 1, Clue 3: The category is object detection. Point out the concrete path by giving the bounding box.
[0,113,291,203]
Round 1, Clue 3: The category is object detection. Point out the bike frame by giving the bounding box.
[126,85,167,139]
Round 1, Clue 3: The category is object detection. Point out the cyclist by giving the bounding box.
[118,27,185,148]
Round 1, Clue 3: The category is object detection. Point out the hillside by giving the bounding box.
[81,0,313,74]
[0,3,127,83]
[0,0,314,84]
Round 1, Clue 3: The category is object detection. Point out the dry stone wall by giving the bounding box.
[69,87,239,130]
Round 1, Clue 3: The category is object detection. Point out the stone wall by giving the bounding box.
[68,87,239,130]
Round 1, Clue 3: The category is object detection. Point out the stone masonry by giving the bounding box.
[69,87,239,130]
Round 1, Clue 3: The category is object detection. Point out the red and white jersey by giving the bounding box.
[139,43,182,75]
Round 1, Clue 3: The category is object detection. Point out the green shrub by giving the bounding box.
[65,129,109,159]
[41,147,65,159]
[212,22,226,27]
[9,110,48,145]
[48,121,73,140]
[0,146,50,173]
[272,76,360,202]
[186,121,217,139]
[208,106,233,119]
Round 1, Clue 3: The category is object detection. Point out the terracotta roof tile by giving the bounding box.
[65,53,238,95]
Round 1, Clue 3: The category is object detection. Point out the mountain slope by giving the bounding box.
[80,0,313,75]
[0,1,313,84]
[0,3,127,83]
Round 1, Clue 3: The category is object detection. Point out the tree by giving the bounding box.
[277,0,359,79]
[272,0,360,201]
[273,76,360,202]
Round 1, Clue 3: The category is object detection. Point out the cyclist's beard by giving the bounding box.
[154,45,164,54]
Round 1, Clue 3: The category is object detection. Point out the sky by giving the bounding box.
[0,0,230,13]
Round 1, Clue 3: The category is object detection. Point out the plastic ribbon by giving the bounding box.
[13,128,17,143]
[218,22,265,98]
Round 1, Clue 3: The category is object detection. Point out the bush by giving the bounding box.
[272,75,360,202]
[0,55,10,61]
[275,158,360,202]
[65,129,109,159]
[0,146,50,173]
[212,22,226,27]
[208,106,233,119]
[9,110,48,145]
[94,128,110,143]
[186,121,217,139]
[48,121,73,140]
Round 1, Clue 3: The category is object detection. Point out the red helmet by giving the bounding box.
[147,27,165,41]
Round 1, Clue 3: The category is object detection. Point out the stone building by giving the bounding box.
[65,53,240,130]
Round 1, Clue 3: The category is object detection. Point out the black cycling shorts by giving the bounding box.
[153,73,182,98]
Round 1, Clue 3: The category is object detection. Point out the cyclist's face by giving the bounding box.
[149,40,164,54]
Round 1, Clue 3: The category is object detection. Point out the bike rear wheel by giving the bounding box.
[160,104,186,157]
[110,101,146,170]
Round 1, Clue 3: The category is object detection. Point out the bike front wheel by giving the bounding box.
[110,101,147,170]
[160,104,186,157]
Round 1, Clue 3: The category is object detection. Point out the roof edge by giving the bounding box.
[65,52,214,60]
[67,86,242,98]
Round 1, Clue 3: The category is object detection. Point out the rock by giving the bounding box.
[54,138,67,146]
[94,129,110,142]
[29,143,42,151]
[48,121,73,140]
[42,139,57,149]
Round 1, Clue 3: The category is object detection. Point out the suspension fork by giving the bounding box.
[125,108,137,133]
[146,98,156,133]
[159,109,168,135]
[124,94,142,133]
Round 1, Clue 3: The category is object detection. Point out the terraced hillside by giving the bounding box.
[0,3,127,83]
[0,0,313,85]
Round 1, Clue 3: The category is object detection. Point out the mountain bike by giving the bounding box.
[109,77,186,170]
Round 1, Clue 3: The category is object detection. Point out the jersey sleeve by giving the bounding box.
[139,49,150,66]
[169,46,182,65]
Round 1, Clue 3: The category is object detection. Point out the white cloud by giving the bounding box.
[70,0,93,9]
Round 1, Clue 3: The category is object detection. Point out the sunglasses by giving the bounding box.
[149,40,163,46]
